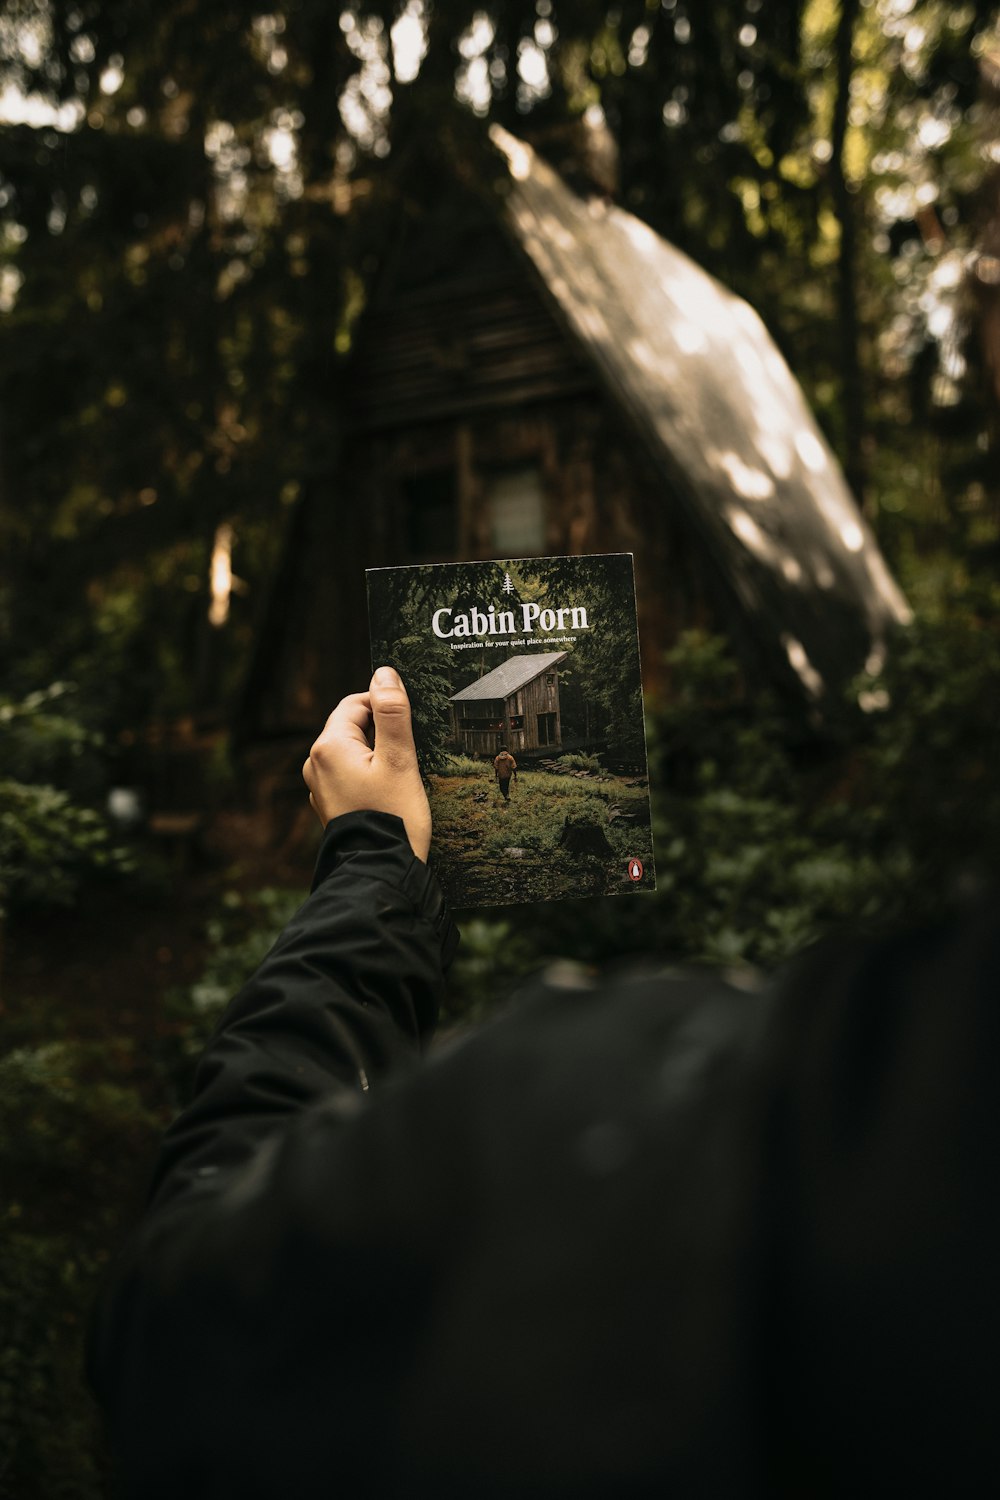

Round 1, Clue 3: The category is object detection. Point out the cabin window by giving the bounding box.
[486,465,546,556]
[537,712,557,746]
[459,699,503,728]
[404,468,456,559]
[509,714,525,730]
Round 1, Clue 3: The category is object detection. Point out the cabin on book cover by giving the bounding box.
[449,652,567,757]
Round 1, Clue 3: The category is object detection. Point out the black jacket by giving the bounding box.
[89,812,1000,1497]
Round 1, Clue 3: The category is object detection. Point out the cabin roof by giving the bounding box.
[489,126,911,704]
[450,651,568,703]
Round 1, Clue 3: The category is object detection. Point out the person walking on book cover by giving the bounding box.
[493,747,518,801]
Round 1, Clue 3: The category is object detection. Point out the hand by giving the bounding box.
[302,667,432,862]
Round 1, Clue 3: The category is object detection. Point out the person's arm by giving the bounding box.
[139,667,446,1213]
[88,669,457,1486]
[143,805,455,1216]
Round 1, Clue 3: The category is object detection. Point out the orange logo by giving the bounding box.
[627,858,643,882]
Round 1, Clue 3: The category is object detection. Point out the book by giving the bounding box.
[366,554,655,908]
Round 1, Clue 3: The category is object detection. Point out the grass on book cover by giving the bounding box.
[367,554,656,909]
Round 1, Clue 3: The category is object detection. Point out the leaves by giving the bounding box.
[0,685,127,917]
[3,1,998,732]
[0,1038,160,1497]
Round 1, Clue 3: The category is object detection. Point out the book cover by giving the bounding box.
[366,554,655,908]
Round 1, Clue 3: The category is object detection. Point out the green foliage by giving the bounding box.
[440,753,484,776]
[527,556,646,761]
[0,685,127,918]
[160,885,304,1103]
[845,605,1000,885]
[429,768,654,907]
[553,752,603,773]
[0,1039,160,1499]
[0,882,305,1498]
[189,886,303,1017]
[372,633,455,772]
[442,916,541,1026]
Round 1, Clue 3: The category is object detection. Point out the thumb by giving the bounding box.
[369,666,417,766]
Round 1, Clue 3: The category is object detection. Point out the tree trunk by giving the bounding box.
[972,49,1000,541]
[830,0,868,513]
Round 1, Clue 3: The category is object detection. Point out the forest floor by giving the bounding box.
[428,767,655,907]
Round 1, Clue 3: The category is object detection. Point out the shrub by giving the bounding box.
[0,1040,161,1499]
[553,752,603,773]
[438,753,485,777]
[0,685,128,925]
[455,615,1000,990]
[160,886,304,1104]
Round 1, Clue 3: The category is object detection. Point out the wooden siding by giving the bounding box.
[350,282,596,431]
[515,668,561,753]
[349,214,597,432]
[450,669,562,756]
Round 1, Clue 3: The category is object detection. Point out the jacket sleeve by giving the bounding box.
[87,808,458,1491]
[144,808,458,1215]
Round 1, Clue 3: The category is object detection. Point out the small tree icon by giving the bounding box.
[502,572,515,594]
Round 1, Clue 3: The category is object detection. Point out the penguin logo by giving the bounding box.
[627,858,643,882]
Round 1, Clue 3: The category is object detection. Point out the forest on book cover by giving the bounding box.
[368,555,654,906]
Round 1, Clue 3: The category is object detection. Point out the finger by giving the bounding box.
[369,666,416,766]
[320,692,374,749]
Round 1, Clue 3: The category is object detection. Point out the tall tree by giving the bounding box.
[830,0,867,509]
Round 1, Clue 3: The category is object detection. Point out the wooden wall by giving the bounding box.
[449,698,505,757]
[449,670,562,758]
[243,202,731,741]
[517,670,561,752]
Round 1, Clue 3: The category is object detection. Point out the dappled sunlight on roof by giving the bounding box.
[734,340,767,382]
[627,336,672,377]
[756,433,794,481]
[656,266,735,341]
[862,548,913,622]
[795,431,827,473]
[674,322,709,356]
[491,123,532,181]
[573,304,611,342]
[620,216,660,257]
[716,451,776,502]
[725,506,775,560]
[781,634,824,698]
[490,124,913,700]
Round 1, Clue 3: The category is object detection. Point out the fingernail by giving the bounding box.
[373,665,401,688]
